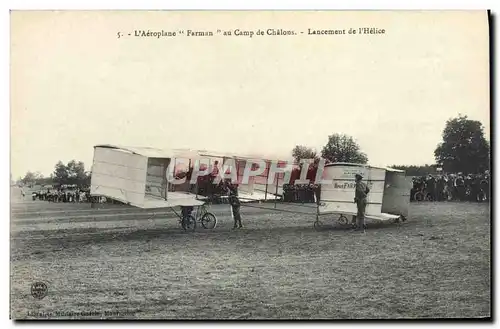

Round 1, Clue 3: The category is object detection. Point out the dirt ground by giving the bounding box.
[10,189,490,319]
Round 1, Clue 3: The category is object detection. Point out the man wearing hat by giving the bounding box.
[225,180,243,229]
[353,173,370,232]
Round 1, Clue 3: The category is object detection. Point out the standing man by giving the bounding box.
[455,174,465,201]
[354,174,370,232]
[436,175,445,201]
[447,174,455,201]
[227,181,243,229]
[426,174,436,201]
[481,173,489,202]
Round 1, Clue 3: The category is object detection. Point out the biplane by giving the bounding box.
[89,144,411,231]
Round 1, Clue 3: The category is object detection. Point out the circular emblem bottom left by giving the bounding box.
[31,281,48,300]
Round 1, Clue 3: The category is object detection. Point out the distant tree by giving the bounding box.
[434,115,490,174]
[53,161,69,185]
[83,171,91,188]
[67,160,86,186]
[292,145,319,163]
[290,145,321,183]
[321,134,368,164]
[37,176,54,186]
[21,171,36,186]
[390,164,438,176]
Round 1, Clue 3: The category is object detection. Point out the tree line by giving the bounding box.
[292,133,368,166]
[18,160,91,188]
[291,115,490,176]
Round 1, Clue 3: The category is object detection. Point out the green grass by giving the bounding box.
[10,199,490,319]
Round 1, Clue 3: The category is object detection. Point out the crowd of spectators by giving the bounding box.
[28,185,99,203]
[411,172,490,202]
[282,184,318,203]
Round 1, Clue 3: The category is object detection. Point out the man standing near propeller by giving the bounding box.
[224,179,243,229]
[353,173,370,233]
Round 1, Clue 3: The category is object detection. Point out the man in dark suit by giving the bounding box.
[353,174,370,233]
[227,182,242,229]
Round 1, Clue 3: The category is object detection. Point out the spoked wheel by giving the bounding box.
[395,216,406,223]
[338,215,349,225]
[414,192,424,202]
[182,215,197,232]
[313,220,323,231]
[201,212,217,229]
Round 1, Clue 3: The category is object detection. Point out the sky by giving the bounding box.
[10,11,490,179]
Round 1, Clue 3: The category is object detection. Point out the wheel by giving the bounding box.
[351,222,367,229]
[201,212,217,229]
[198,205,208,216]
[182,215,197,232]
[313,220,323,230]
[415,192,424,202]
[338,215,349,225]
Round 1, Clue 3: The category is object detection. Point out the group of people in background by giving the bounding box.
[282,184,318,203]
[411,172,490,202]
[28,188,94,203]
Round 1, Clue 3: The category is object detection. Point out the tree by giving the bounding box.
[20,171,50,187]
[434,115,490,174]
[82,171,92,188]
[390,164,438,176]
[67,160,86,186]
[21,171,36,186]
[321,134,368,164]
[290,145,321,183]
[53,161,69,185]
[33,171,43,181]
[292,145,319,163]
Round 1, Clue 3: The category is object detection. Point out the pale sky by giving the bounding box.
[10,11,490,179]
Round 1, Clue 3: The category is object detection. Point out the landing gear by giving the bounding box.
[351,223,367,230]
[181,215,196,232]
[201,212,217,229]
[314,214,350,230]
[394,215,407,223]
[313,219,323,231]
[337,214,349,225]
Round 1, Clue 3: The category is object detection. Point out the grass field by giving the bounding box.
[10,188,491,319]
